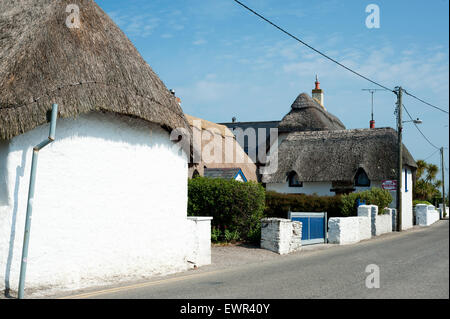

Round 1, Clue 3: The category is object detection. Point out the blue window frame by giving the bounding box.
[405,168,408,192]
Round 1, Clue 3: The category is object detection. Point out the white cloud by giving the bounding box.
[193,39,207,45]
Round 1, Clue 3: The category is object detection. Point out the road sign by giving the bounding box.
[382,180,397,190]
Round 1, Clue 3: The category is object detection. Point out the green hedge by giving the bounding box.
[265,188,392,218]
[265,191,343,219]
[413,200,432,206]
[188,177,265,244]
[341,188,393,216]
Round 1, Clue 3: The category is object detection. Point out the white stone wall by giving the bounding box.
[358,216,372,241]
[0,112,203,296]
[330,205,394,245]
[186,217,213,267]
[328,217,361,245]
[357,205,392,236]
[374,212,392,236]
[416,204,440,226]
[390,208,397,231]
[260,218,302,255]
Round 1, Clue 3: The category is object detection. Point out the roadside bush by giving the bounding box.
[413,200,432,206]
[341,188,393,216]
[264,191,343,219]
[188,177,265,244]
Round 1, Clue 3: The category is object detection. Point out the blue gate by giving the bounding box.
[288,212,327,245]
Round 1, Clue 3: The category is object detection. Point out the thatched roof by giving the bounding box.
[277,93,346,133]
[262,127,417,184]
[0,0,190,140]
[186,114,235,138]
[186,114,258,182]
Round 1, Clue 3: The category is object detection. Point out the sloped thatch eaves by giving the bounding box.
[277,93,346,133]
[0,0,190,140]
[262,127,417,184]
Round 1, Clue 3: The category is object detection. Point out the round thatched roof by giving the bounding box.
[0,0,190,140]
[262,127,417,184]
[277,93,346,133]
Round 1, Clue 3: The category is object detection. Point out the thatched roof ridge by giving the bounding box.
[277,93,346,133]
[0,0,190,140]
[185,114,235,138]
[262,127,417,183]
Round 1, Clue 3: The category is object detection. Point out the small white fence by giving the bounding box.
[415,204,440,226]
[328,205,395,245]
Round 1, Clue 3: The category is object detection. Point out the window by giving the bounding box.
[355,168,370,187]
[288,171,303,187]
[192,170,200,178]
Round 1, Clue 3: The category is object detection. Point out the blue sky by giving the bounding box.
[97,0,449,187]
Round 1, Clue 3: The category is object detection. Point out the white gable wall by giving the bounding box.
[266,182,334,196]
[388,167,413,230]
[0,112,192,296]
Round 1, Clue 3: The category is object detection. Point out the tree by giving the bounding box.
[413,160,442,203]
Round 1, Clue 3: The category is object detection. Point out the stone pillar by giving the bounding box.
[186,217,213,267]
[260,218,302,255]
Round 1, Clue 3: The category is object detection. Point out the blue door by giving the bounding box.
[289,212,327,245]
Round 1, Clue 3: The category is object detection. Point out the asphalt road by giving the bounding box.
[61,220,449,299]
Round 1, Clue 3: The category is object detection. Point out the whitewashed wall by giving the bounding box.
[358,205,393,236]
[328,217,362,245]
[260,218,302,254]
[415,204,440,226]
[388,167,413,230]
[266,182,334,196]
[186,217,213,267]
[0,112,196,296]
[266,181,383,196]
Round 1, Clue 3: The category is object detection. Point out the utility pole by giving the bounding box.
[441,147,447,218]
[395,87,403,232]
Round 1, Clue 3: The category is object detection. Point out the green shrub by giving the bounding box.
[413,200,433,206]
[341,188,393,216]
[264,191,343,219]
[211,227,221,243]
[188,177,265,243]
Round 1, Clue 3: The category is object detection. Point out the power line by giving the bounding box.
[233,0,394,93]
[402,104,440,150]
[404,90,449,115]
[423,149,440,161]
[233,0,449,116]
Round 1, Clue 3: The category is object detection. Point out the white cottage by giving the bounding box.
[0,0,209,297]
[261,92,417,230]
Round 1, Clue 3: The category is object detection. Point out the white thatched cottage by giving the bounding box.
[0,0,210,297]
[262,88,417,230]
[223,78,417,230]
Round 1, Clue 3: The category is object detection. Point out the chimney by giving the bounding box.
[312,75,324,108]
[370,120,375,129]
[170,89,181,106]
